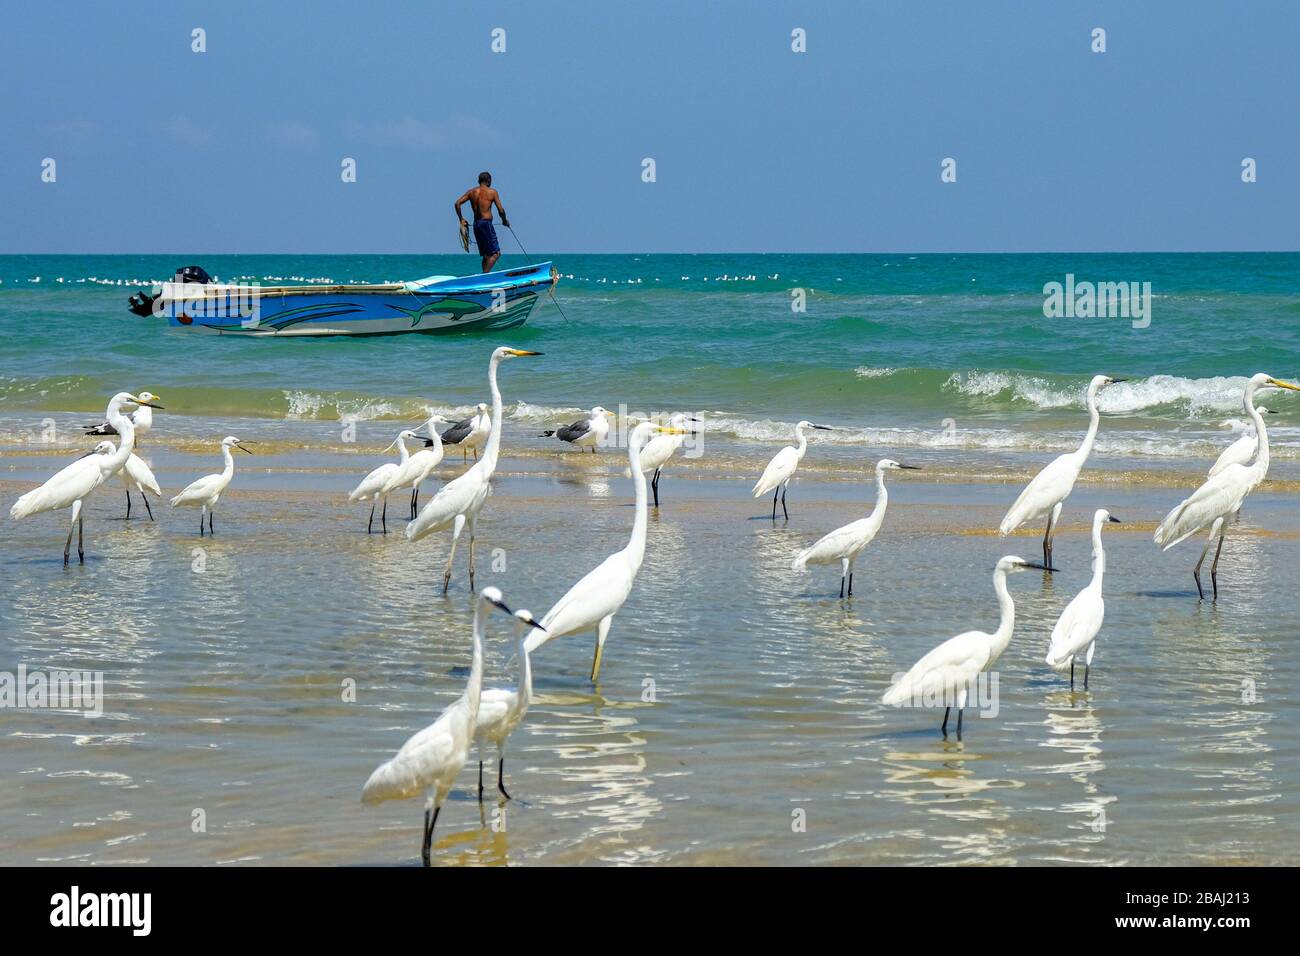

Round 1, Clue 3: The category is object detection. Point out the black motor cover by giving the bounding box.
[174,264,213,284]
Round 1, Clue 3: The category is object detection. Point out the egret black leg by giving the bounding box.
[848,573,854,596]
[142,495,154,521]
[941,707,950,736]
[477,761,485,803]
[771,487,779,519]
[1084,665,1090,690]
[498,757,511,800]
[381,499,387,535]
[839,576,845,599]
[63,524,74,567]
[1210,530,1226,600]
[956,708,963,739]
[651,470,660,508]
[367,502,375,534]
[208,512,214,535]
[421,806,440,868]
[125,489,132,519]
[78,514,84,564]
[199,510,205,536]
[410,487,418,519]
[1070,662,1075,690]
[780,486,789,520]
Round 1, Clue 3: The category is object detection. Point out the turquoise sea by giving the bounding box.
[2,253,1298,474]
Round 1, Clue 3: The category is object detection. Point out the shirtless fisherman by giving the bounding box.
[454,172,511,274]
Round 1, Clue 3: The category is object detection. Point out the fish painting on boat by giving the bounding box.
[127,262,557,338]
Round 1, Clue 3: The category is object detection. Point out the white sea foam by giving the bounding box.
[943,372,1286,416]
[853,366,898,379]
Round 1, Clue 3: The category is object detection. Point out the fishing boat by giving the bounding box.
[126,262,557,337]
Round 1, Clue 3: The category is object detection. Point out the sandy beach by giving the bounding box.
[3,429,1297,866]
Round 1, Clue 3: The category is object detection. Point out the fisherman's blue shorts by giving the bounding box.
[473,219,500,256]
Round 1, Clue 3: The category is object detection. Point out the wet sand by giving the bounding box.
[2,439,1298,866]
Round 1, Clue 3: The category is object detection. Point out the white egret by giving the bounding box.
[1045,509,1120,689]
[626,412,701,507]
[362,587,525,867]
[1154,373,1299,599]
[882,555,1051,737]
[473,607,544,801]
[1208,407,1274,479]
[382,418,450,519]
[9,391,156,565]
[121,454,162,521]
[408,347,542,593]
[751,419,832,519]
[524,420,688,681]
[998,374,1122,568]
[540,406,614,452]
[792,458,921,597]
[86,390,165,519]
[440,403,491,461]
[170,436,254,535]
[348,430,419,534]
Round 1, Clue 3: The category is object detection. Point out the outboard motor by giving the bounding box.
[127,264,212,316]
[174,264,213,285]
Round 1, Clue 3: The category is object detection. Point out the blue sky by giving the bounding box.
[2,1,1296,253]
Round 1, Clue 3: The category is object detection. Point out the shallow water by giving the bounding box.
[2,445,1297,865]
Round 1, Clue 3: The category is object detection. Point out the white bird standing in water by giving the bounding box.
[408,347,542,592]
[752,419,832,519]
[382,417,450,519]
[170,436,254,535]
[440,403,491,461]
[793,458,921,597]
[473,607,544,802]
[362,587,527,867]
[348,430,420,534]
[1046,509,1121,689]
[626,412,701,507]
[540,406,615,452]
[86,390,165,520]
[10,392,158,565]
[525,420,688,681]
[999,375,1123,568]
[1154,373,1299,599]
[1208,407,1274,479]
[882,555,1051,737]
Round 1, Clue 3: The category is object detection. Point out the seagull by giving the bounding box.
[540,406,614,453]
[440,403,491,461]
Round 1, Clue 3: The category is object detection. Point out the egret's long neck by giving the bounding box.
[625,434,649,568]
[1075,386,1101,462]
[1246,388,1270,477]
[482,356,505,469]
[425,420,444,451]
[515,632,532,710]
[794,423,809,460]
[989,567,1016,661]
[221,445,235,479]
[870,468,889,519]
[1090,517,1107,585]
[395,435,411,465]
[467,601,486,714]
[105,419,135,474]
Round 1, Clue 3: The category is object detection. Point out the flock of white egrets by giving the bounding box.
[6,349,1295,864]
